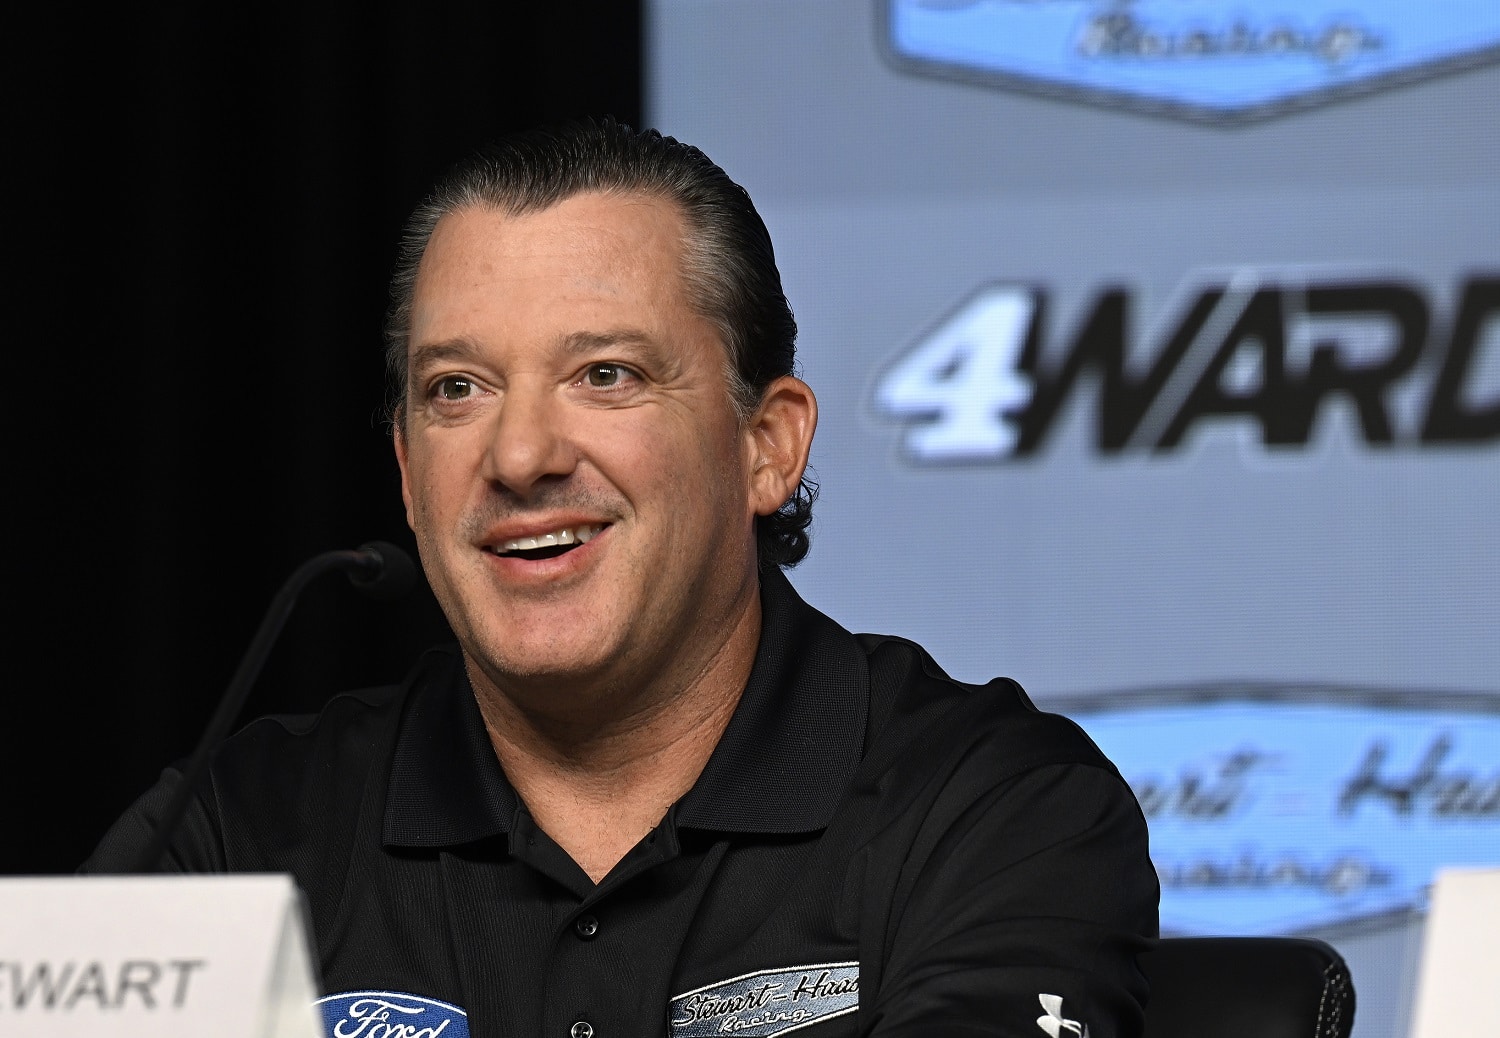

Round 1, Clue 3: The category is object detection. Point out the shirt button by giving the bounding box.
[570,1022,594,1038]
[574,915,600,939]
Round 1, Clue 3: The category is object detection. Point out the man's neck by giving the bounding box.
[467,593,762,883]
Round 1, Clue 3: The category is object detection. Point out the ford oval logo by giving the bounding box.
[315,991,469,1038]
[1053,683,1500,935]
[882,0,1500,123]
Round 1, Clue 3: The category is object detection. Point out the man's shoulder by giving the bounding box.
[232,680,408,748]
[853,631,1120,785]
[832,630,1149,907]
[210,645,461,802]
[184,646,466,869]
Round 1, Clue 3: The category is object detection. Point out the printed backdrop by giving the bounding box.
[646,4,1499,1037]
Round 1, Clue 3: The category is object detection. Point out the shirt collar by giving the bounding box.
[675,566,868,833]
[383,566,869,848]
[383,647,517,847]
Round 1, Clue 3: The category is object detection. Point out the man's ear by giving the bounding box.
[393,418,417,530]
[745,375,818,517]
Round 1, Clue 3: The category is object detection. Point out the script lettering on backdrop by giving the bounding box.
[1048,683,1500,936]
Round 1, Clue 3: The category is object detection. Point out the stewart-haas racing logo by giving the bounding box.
[881,0,1500,124]
[872,270,1498,462]
[315,991,469,1038]
[1049,683,1500,936]
[670,963,859,1037]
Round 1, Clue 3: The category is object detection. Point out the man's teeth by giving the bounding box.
[500,524,603,553]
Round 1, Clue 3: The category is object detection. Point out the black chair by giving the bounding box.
[1140,936,1356,1038]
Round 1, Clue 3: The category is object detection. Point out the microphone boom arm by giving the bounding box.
[128,542,413,873]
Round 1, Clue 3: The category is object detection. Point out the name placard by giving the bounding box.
[1409,866,1500,1038]
[0,873,322,1038]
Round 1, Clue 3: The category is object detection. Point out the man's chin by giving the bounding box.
[462,635,634,702]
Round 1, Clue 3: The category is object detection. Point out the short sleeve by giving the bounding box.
[867,762,1159,1038]
[77,766,227,874]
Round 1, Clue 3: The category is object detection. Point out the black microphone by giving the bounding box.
[129,541,418,873]
[343,540,419,602]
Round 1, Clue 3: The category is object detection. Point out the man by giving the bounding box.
[85,118,1158,1038]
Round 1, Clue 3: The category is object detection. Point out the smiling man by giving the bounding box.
[84,119,1158,1038]
[395,184,813,882]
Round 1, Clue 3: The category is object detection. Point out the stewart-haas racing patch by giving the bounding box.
[670,963,858,1037]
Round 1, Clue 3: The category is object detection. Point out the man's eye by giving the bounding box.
[586,363,629,388]
[433,376,474,401]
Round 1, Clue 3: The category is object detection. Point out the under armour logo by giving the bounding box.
[1036,993,1089,1038]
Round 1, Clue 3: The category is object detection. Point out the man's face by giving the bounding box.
[395,191,767,706]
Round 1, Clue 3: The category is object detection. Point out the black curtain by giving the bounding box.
[9,3,642,874]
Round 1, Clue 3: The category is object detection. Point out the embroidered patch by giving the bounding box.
[315,990,470,1038]
[670,962,859,1037]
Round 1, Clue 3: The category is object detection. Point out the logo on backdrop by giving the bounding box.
[1051,684,1500,936]
[670,963,859,1038]
[881,0,1500,124]
[316,991,469,1038]
[872,271,1498,462]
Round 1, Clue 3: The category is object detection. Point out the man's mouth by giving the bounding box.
[487,523,607,561]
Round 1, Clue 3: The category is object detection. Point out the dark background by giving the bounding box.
[8,3,642,874]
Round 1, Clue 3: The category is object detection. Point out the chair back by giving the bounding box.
[1140,936,1355,1038]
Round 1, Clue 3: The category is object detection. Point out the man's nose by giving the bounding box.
[481,381,578,495]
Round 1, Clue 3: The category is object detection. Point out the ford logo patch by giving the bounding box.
[315,990,470,1038]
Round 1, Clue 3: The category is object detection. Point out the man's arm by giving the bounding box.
[866,761,1158,1038]
[78,767,227,874]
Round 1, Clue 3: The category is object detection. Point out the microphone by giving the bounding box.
[343,540,419,602]
[128,541,418,873]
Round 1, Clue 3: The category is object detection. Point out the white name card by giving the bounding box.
[0,873,323,1038]
[1408,865,1500,1038]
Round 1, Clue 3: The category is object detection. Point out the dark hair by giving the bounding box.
[384,116,815,568]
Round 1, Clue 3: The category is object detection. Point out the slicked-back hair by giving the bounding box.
[384,117,815,568]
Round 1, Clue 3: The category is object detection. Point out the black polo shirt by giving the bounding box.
[83,567,1158,1038]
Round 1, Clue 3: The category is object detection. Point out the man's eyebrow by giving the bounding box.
[409,330,663,375]
[408,339,479,374]
[560,329,659,355]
